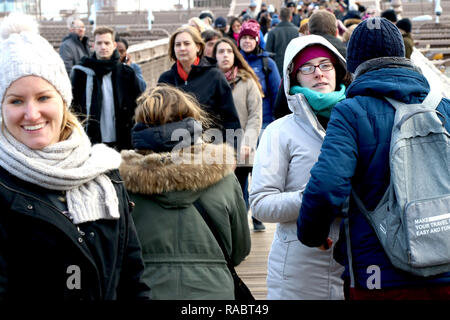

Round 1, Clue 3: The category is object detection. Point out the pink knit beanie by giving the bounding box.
[292,45,337,76]
[238,19,260,45]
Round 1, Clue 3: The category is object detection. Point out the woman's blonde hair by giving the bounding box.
[59,105,82,141]
[188,17,207,33]
[168,26,205,62]
[135,84,212,128]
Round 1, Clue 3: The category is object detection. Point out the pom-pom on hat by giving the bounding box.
[238,19,260,44]
[0,12,72,107]
[346,17,405,73]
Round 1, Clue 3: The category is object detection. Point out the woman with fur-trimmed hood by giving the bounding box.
[119,85,251,300]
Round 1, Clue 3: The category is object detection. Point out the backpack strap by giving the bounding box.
[262,56,271,78]
[384,90,442,110]
[262,56,272,94]
[384,90,444,130]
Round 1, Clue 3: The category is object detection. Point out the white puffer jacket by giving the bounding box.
[249,35,346,300]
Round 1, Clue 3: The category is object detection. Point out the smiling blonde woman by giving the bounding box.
[0,13,150,300]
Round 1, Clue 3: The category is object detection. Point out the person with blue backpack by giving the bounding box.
[297,17,450,299]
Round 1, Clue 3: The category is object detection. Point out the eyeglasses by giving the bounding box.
[299,62,334,75]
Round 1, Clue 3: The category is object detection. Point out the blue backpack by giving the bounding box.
[351,90,450,277]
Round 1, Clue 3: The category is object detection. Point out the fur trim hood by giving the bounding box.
[119,143,236,196]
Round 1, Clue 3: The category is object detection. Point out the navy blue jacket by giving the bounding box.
[297,60,450,289]
[241,50,280,127]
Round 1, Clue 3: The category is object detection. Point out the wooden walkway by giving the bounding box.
[235,215,276,300]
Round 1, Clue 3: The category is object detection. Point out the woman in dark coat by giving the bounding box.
[0,13,150,300]
[158,26,241,143]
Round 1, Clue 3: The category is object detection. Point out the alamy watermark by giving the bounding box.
[66,265,81,290]
[166,123,282,176]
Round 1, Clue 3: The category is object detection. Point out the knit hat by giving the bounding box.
[346,17,405,73]
[271,14,280,27]
[381,9,397,23]
[214,16,227,28]
[292,45,337,76]
[396,18,412,33]
[0,13,72,107]
[238,19,260,44]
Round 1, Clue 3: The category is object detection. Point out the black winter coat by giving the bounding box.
[158,58,241,137]
[71,54,143,151]
[265,21,299,77]
[0,167,151,300]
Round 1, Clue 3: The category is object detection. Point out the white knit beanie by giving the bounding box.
[0,13,72,107]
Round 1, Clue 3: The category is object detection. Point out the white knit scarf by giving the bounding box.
[0,126,122,224]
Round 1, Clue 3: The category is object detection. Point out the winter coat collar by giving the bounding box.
[169,56,216,84]
[353,57,421,79]
[119,143,235,195]
[347,58,430,104]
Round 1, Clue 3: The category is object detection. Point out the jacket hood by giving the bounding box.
[119,143,236,206]
[132,118,203,153]
[283,35,347,105]
[347,57,430,103]
[282,35,346,138]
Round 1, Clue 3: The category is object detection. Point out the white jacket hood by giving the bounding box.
[283,35,347,113]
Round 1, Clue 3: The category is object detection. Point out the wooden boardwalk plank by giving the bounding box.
[235,215,276,300]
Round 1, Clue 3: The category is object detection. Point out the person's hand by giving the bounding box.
[318,238,333,251]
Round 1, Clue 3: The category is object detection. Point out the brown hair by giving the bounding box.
[308,10,337,36]
[135,84,212,127]
[212,37,264,97]
[168,26,205,62]
[93,26,115,40]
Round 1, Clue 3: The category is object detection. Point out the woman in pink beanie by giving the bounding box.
[238,19,281,231]
[250,35,351,299]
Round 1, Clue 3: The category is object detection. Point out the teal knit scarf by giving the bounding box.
[289,84,346,118]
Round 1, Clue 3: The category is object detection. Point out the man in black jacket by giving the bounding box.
[59,18,90,76]
[265,7,299,77]
[71,26,143,151]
